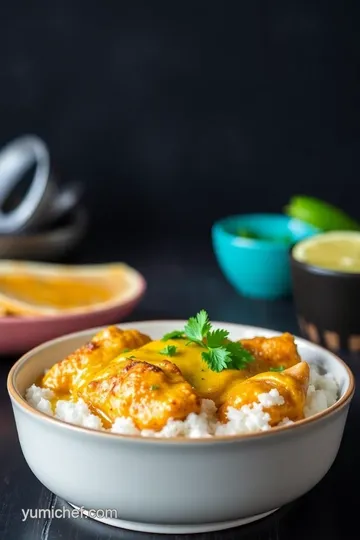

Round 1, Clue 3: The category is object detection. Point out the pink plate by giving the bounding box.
[0,276,146,356]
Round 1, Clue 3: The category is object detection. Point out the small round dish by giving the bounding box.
[7,321,354,533]
[291,233,360,353]
[212,214,319,300]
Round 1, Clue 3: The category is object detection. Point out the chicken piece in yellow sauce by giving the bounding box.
[41,326,151,394]
[79,357,201,430]
[240,333,301,371]
[218,362,310,425]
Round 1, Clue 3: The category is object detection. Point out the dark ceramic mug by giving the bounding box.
[291,249,360,353]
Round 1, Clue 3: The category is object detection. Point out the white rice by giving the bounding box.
[25,364,339,438]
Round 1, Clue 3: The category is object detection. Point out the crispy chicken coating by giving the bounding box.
[41,326,151,394]
[79,357,201,430]
[240,333,301,372]
[218,362,310,425]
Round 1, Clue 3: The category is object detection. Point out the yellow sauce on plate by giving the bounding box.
[0,261,142,316]
[0,275,113,308]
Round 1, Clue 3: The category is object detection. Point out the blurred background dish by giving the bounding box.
[212,214,319,300]
[0,135,88,259]
[0,135,147,354]
[0,293,145,355]
[0,206,87,261]
[291,232,360,353]
[0,135,50,234]
[0,260,146,354]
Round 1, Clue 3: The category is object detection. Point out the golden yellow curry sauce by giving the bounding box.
[117,339,279,405]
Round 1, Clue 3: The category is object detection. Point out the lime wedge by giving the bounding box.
[293,231,360,273]
[284,196,360,232]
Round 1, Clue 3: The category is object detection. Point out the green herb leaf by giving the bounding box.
[202,348,231,372]
[150,384,160,391]
[206,329,229,348]
[184,309,211,344]
[162,330,185,341]
[122,348,131,353]
[269,365,285,372]
[224,342,255,370]
[159,345,177,357]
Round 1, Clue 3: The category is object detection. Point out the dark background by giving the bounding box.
[0,1,359,246]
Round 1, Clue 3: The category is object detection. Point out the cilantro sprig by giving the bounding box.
[159,310,255,372]
[184,310,212,345]
[183,310,255,372]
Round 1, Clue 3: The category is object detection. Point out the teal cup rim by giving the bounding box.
[212,213,321,251]
[211,213,322,300]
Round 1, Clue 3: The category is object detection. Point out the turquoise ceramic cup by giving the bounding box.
[212,214,319,300]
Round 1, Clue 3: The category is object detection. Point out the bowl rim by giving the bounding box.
[212,213,319,248]
[7,320,355,445]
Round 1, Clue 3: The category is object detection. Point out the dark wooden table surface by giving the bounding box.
[0,239,359,539]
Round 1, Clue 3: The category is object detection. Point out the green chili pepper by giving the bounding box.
[284,196,360,232]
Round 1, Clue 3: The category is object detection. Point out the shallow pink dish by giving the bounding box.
[0,278,146,355]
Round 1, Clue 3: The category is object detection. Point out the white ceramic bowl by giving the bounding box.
[7,321,355,534]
